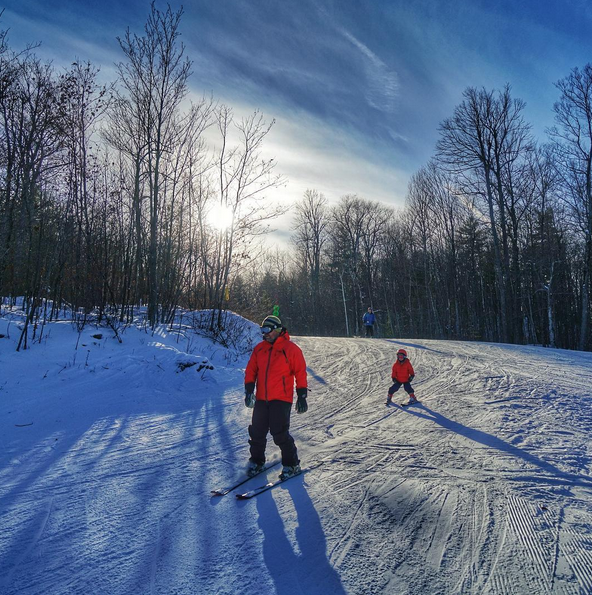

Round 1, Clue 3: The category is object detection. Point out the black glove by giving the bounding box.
[296,387,308,413]
[244,382,256,408]
[391,378,396,383]
[409,375,414,382]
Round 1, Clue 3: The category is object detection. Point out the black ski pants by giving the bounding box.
[249,400,299,467]
[388,381,414,396]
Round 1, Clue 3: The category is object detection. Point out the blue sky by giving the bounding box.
[2,0,592,238]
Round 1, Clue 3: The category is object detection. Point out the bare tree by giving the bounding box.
[103,90,150,316]
[407,167,442,336]
[209,106,286,328]
[58,61,111,312]
[329,195,369,335]
[115,2,191,326]
[0,54,66,350]
[360,201,390,316]
[549,64,592,350]
[292,189,329,327]
[437,85,531,342]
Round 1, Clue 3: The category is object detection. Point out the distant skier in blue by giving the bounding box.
[362,307,376,337]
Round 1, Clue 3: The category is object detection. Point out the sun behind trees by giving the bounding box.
[1,6,591,351]
[0,4,284,349]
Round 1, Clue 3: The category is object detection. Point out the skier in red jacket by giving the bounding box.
[387,348,417,405]
[244,315,308,480]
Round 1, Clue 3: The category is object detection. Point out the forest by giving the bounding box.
[1,5,592,351]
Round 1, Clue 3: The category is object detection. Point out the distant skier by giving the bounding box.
[362,307,376,337]
[244,315,308,481]
[386,348,417,405]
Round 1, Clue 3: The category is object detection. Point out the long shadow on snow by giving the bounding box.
[404,404,592,489]
[127,386,246,594]
[0,412,150,593]
[307,366,327,385]
[256,480,346,595]
[126,397,224,594]
[0,382,241,594]
[385,340,445,354]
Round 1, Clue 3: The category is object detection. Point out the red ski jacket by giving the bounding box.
[391,358,415,383]
[245,331,307,403]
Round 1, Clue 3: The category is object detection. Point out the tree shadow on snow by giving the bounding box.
[256,481,346,595]
[385,340,445,354]
[0,383,239,594]
[404,404,592,489]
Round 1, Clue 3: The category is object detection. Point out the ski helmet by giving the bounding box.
[397,348,407,358]
[260,315,283,333]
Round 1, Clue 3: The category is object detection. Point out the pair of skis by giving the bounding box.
[211,461,281,497]
[211,461,323,500]
[386,398,420,407]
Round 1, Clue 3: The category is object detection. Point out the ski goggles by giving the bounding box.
[261,326,276,334]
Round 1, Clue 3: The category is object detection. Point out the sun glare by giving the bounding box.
[207,205,234,231]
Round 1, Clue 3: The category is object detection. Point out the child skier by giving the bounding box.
[386,348,417,405]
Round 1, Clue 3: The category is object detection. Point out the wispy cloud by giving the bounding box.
[2,6,122,81]
[202,95,407,207]
[335,26,399,112]
[183,0,404,148]
[258,104,408,215]
[4,0,592,233]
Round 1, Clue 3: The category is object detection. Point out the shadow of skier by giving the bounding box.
[256,479,346,594]
[306,366,327,385]
[403,404,592,488]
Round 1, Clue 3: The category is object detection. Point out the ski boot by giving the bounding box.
[247,460,265,477]
[407,394,418,404]
[279,464,301,481]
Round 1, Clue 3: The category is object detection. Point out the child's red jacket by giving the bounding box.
[391,359,415,383]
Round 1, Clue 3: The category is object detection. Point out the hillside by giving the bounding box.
[1,315,592,594]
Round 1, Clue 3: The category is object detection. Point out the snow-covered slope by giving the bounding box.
[1,317,591,594]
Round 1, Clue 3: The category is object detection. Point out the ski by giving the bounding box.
[235,461,324,500]
[401,400,420,407]
[211,461,280,497]
[387,399,420,407]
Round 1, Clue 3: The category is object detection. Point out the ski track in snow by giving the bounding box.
[1,333,592,594]
[298,337,592,595]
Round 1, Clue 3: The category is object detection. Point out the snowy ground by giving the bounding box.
[1,311,592,595]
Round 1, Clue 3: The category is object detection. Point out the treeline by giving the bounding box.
[0,6,284,349]
[234,81,592,351]
[2,6,592,351]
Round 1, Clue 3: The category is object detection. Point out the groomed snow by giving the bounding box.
[1,310,592,594]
